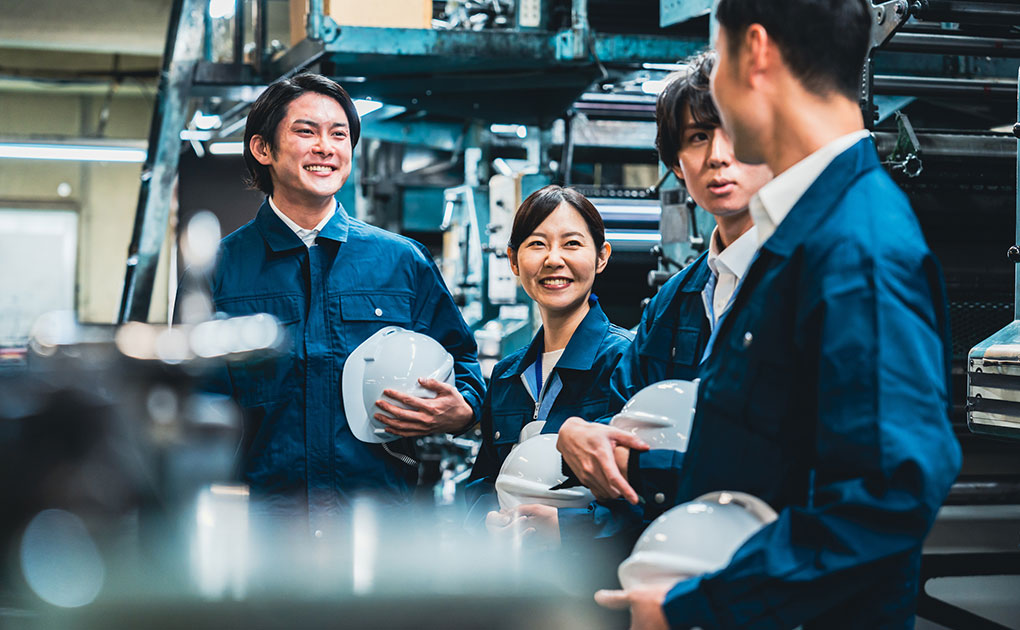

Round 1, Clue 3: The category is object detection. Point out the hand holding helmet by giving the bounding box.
[342,326,462,443]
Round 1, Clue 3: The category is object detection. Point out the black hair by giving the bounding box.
[655,50,719,172]
[508,185,606,252]
[243,73,361,196]
[715,0,871,100]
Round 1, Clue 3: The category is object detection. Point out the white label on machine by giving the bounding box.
[519,0,541,27]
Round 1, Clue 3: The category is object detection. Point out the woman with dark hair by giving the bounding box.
[464,185,633,543]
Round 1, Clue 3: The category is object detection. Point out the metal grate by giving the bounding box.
[949,298,1013,359]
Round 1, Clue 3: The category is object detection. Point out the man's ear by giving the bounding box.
[249,135,273,166]
[671,165,685,184]
[744,24,771,84]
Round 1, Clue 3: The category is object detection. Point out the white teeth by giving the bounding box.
[304,165,333,172]
[541,279,570,287]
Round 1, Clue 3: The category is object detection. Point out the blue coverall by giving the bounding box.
[631,139,961,629]
[205,200,485,527]
[463,297,632,525]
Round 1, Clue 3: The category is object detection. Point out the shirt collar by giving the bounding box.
[500,297,610,378]
[750,129,871,246]
[706,224,759,282]
[268,196,336,248]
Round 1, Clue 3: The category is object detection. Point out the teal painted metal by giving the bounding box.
[360,119,464,153]
[320,26,706,69]
[401,187,448,232]
[661,0,713,27]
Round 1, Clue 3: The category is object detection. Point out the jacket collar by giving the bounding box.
[499,297,611,378]
[677,251,713,293]
[255,197,350,252]
[760,137,880,258]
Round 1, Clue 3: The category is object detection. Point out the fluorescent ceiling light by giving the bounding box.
[354,99,384,117]
[180,130,213,141]
[0,143,146,163]
[641,79,669,95]
[642,63,687,72]
[606,230,661,243]
[192,110,222,130]
[208,142,245,155]
[209,0,235,19]
[490,124,527,138]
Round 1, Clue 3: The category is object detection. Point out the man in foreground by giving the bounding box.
[586,1,961,627]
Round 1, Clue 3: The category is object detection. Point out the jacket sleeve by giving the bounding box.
[661,247,962,629]
[462,383,499,530]
[598,293,662,424]
[409,242,485,428]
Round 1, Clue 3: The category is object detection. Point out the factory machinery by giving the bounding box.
[1,0,1020,627]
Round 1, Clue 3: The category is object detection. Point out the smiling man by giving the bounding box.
[200,73,484,528]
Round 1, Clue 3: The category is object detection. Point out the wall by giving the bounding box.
[0,80,170,325]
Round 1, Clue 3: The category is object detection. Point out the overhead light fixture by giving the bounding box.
[606,230,661,243]
[192,110,222,130]
[208,142,245,156]
[642,63,687,72]
[209,0,235,19]
[641,79,669,95]
[354,99,384,117]
[0,142,147,163]
[489,124,527,139]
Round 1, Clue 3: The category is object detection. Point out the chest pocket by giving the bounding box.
[217,294,302,408]
[490,410,530,466]
[639,321,703,381]
[340,292,413,353]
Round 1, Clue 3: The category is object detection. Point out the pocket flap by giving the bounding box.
[340,293,412,325]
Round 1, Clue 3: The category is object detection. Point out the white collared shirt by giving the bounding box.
[268,196,335,248]
[701,224,759,328]
[749,130,871,246]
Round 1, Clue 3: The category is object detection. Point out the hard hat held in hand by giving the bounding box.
[342,326,455,444]
[609,379,698,453]
[495,434,595,511]
[618,491,777,590]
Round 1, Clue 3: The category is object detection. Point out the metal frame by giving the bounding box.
[118,0,205,323]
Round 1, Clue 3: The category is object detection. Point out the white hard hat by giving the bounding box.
[517,420,546,445]
[618,491,777,590]
[495,434,595,511]
[609,379,698,453]
[342,326,456,444]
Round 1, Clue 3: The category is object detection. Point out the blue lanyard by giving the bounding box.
[534,344,544,397]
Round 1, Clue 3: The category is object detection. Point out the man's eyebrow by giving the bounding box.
[686,121,716,131]
[291,119,349,129]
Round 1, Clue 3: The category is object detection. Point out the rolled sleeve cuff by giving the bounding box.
[662,576,722,630]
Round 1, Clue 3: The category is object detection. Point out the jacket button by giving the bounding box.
[494,430,501,439]
[654,493,665,504]
[742,332,753,348]
[314,529,323,538]
[375,308,383,317]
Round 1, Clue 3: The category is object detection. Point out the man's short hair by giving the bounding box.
[243,73,362,196]
[716,0,871,100]
[655,50,719,172]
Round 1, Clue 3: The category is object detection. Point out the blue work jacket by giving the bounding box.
[633,139,961,629]
[605,252,712,416]
[463,298,632,524]
[206,200,485,526]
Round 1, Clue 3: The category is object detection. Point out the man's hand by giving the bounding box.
[374,377,473,436]
[594,584,673,630]
[485,504,561,547]
[556,417,649,504]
